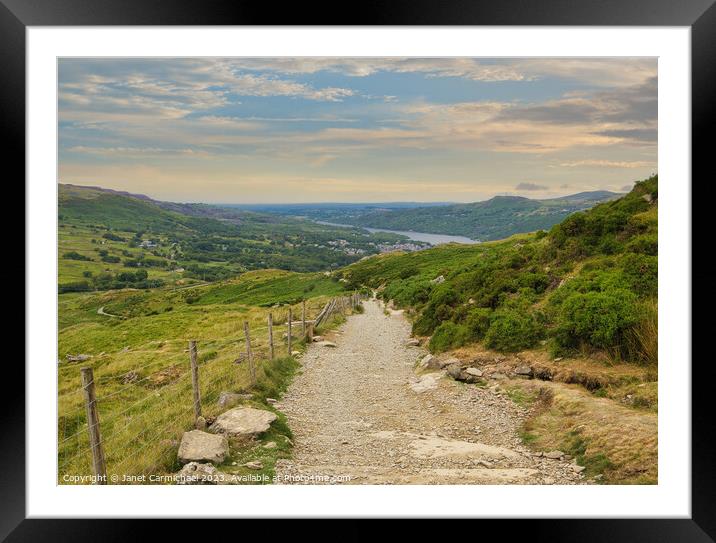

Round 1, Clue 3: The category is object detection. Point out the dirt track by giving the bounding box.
[274,299,586,485]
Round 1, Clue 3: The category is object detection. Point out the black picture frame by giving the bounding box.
[7,0,712,539]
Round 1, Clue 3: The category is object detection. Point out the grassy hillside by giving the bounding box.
[341,191,621,241]
[58,184,420,292]
[342,176,657,364]
[58,269,352,481]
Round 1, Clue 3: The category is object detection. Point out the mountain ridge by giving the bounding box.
[340,190,622,241]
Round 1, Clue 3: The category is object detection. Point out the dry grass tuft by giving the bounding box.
[625,298,658,366]
[514,379,657,484]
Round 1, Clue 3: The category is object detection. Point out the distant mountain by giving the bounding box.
[58,183,621,243]
[218,201,454,224]
[550,190,622,203]
[59,183,274,227]
[334,191,622,241]
[58,183,250,234]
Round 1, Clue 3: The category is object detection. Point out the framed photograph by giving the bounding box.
[10,0,711,538]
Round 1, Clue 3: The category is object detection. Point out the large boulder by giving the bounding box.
[176,462,221,485]
[210,407,277,437]
[177,430,228,464]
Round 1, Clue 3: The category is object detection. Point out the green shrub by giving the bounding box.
[413,284,459,335]
[625,233,658,256]
[429,321,470,353]
[554,289,639,351]
[399,267,419,279]
[619,253,657,296]
[102,232,126,242]
[383,278,430,308]
[58,281,92,293]
[484,308,542,352]
[63,251,91,261]
[465,307,492,341]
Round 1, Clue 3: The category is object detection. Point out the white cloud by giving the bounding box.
[221,57,656,87]
[558,159,655,168]
[66,146,212,158]
[225,73,353,101]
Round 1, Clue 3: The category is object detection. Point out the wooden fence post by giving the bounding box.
[307,321,314,342]
[244,321,255,385]
[268,313,275,360]
[80,367,107,484]
[189,340,202,425]
[287,308,293,354]
[302,299,306,338]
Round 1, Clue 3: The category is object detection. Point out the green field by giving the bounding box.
[58,269,353,482]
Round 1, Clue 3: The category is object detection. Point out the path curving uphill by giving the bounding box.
[274,299,586,485]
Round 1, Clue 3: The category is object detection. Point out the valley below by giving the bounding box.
[313,221,480,246]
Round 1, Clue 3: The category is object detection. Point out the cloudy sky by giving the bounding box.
[58,57,657,203]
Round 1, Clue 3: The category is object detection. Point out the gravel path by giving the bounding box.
[274,299,585,485]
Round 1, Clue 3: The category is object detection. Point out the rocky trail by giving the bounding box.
[274,299,587,485]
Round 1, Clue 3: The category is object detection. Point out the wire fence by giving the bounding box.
[57,293,363,484]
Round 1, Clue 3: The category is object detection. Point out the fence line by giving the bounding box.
[58,292,365,483]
